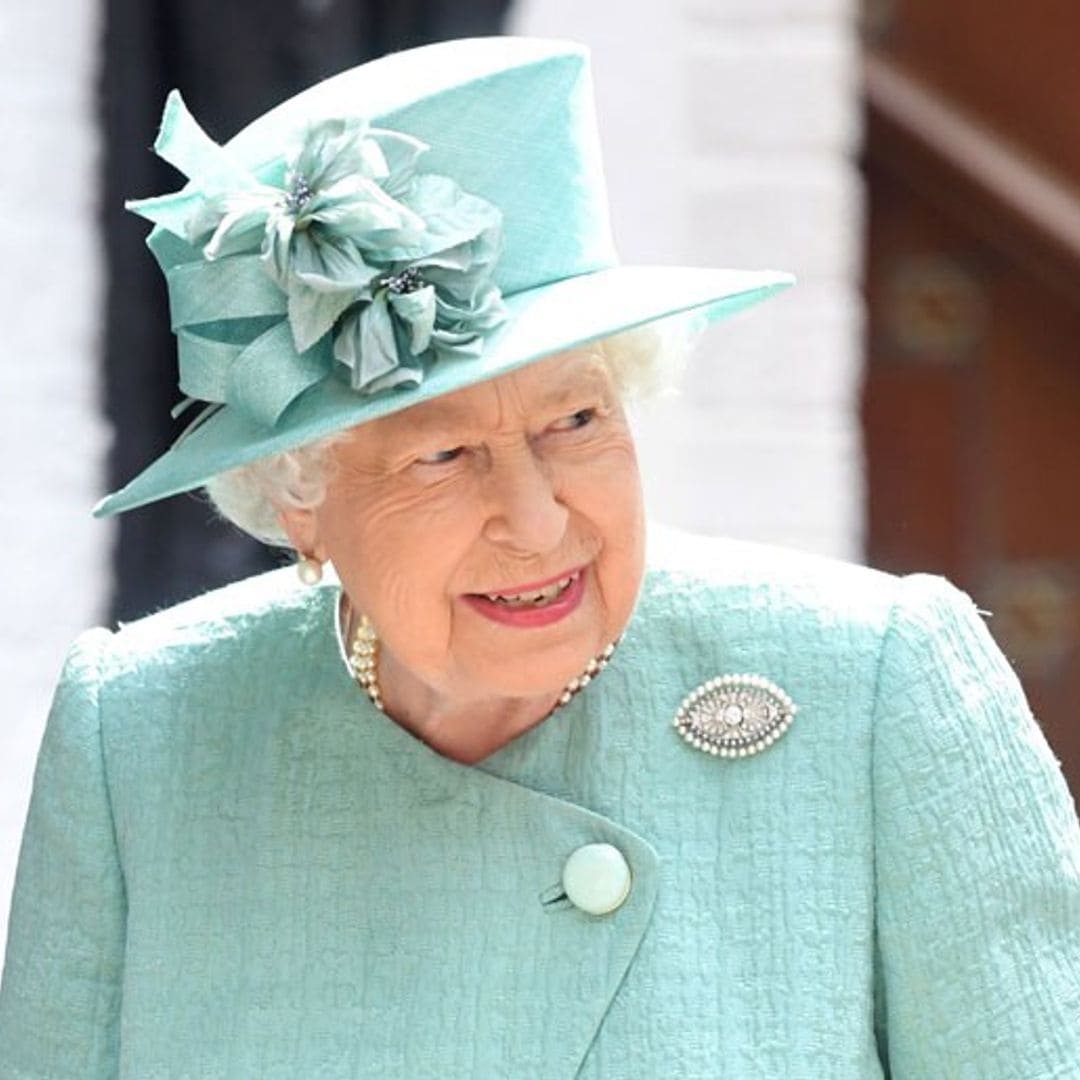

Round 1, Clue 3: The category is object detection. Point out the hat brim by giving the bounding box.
[93,264,793,517]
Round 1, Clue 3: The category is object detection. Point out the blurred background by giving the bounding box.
[2,0,1078,941]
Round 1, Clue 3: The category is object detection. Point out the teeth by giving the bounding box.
[485,571,579,607]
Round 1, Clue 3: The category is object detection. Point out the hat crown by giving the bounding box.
[152,38,618,296]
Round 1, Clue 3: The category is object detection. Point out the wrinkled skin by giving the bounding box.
[278,349,646,763]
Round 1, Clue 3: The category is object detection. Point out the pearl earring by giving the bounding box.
[296,554,323,586]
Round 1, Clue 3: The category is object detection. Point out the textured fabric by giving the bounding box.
[2,533,1078,1078]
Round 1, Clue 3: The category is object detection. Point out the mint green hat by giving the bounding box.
[95,36,793,518]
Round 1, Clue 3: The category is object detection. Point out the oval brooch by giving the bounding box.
[674,674,798,758]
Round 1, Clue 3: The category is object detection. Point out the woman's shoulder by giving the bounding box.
[111,565,330,659]
[60,566,335,706]
[643,524,899,631]
[639,524,987,671]
[46,569,344,814]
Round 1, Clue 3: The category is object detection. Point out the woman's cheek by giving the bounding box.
[576,439,642,513]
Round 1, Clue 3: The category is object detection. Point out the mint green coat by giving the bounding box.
[2,535,1079,1078]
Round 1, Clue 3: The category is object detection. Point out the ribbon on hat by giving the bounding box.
[127,91,508,427]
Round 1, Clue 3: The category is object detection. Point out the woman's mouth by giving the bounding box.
[463,567,588,627]
[484,570,580,607]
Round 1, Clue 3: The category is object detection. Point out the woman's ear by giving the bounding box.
[275,504,327,562]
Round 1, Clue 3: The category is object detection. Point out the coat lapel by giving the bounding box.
[303,594,661,1079]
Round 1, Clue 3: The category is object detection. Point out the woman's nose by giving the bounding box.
[481,447,568,554]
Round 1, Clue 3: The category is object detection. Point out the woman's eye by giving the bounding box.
[416,446,465,466]
[550,408,597,432]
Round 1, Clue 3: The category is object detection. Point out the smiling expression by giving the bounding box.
[278,348,646,706]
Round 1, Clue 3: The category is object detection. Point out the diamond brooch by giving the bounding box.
[674,674,798,758]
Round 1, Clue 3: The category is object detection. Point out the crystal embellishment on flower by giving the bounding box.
[674,674,798,757]
[125,91,508,426]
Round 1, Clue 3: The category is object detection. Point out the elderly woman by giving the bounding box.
[2,37,1078,1080]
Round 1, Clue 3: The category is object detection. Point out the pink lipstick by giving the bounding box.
[463,565,588,628]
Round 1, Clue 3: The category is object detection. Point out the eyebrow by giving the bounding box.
[526,359,614,412]
[384,363,611,444]
[538,371,609,410]
[390,401,476,439]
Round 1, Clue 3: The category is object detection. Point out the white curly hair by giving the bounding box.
[205,318,696,546]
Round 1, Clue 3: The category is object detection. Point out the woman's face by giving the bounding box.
[281,348,646,704]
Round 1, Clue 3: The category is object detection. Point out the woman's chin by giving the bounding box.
[450,601,616,696]
[453,634,612,704]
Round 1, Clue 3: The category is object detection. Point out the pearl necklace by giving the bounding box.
[345,609,619,716]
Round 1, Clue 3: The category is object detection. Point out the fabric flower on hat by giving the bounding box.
[126,91,507,421]
[331,174,509,392]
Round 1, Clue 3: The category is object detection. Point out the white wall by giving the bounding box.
[511,0,865,558]
[0,1,108,941]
